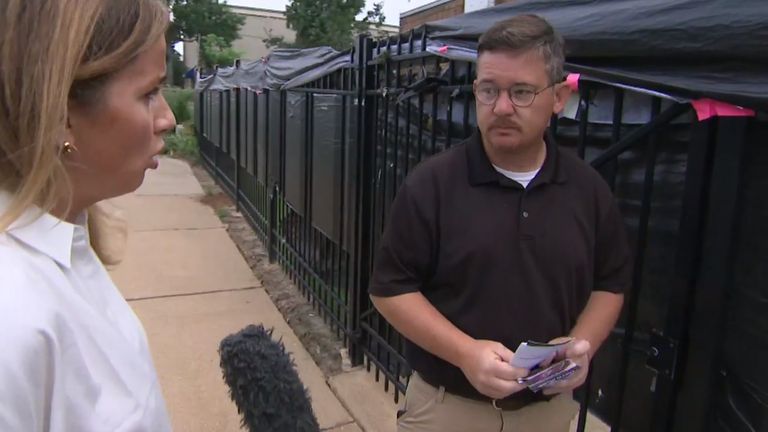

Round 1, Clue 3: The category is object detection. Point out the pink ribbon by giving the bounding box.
[566,73,580,91]
[691,98,756,121]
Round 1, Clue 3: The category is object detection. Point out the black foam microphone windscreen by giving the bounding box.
[219,324,320,432]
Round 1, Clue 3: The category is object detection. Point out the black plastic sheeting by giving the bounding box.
[310,94,345,243]
[256,93,268,184]
[196,46,352,92]
[714,121,768,432]
[197,59,267,92]
[284,92,307,216]
[417,0,768,111]
[282,92,358,248]
[425,0,766,61]
[266,47,352,90]
[196,0,768,110]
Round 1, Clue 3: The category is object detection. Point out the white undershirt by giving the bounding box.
[0,192,171,432]
[493,165,541,188]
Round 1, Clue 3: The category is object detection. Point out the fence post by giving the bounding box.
[349,34,375,366]
[234,87,241,212]
[268,183,278,263]
[216,90,223,174]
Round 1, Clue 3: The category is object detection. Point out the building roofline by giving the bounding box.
[400,0,455,19]
[227,4,287,20]
[374,23,400,32]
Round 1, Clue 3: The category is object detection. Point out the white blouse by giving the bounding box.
[0,193,171,432]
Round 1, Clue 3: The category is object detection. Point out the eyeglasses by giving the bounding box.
[474,82,556,107]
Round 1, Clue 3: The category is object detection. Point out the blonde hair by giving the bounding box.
[0,0,168,233]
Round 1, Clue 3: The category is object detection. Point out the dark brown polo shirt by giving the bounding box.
[369,130,632,403]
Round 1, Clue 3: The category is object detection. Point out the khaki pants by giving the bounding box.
[398,373,580,432]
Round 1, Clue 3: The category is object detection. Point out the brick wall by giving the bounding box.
[400,0,465,33]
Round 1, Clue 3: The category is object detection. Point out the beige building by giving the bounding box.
[400,0,516,33]
[184,5,400,69]
[184,5,295,69]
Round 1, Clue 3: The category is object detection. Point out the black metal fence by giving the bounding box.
[196,34,768,431]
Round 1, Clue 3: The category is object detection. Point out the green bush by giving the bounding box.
[163,87,194,125]
[163,125,199,163]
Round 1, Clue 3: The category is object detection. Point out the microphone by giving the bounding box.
[219,324,320,432]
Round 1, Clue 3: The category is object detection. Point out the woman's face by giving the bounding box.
[65,37,175,207]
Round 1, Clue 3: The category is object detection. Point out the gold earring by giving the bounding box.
[61,141,77,155]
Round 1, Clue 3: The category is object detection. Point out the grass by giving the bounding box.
[216,207,231,219]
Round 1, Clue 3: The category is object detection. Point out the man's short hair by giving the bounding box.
[478,14,565,84]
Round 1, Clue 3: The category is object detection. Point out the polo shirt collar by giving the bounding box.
[466,128,568,188]
[1,190,84,269]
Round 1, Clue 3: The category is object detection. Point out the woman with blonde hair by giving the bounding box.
[0,0,176,430]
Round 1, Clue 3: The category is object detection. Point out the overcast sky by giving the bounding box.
[224,0,435,26]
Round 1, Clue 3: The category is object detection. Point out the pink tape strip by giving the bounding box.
[566,73,580,91]
[691,98,755,121]
[438,46,449,54]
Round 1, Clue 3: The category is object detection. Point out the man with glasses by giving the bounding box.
[369,14,631,431]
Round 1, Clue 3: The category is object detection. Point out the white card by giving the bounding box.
[510,339,572,369]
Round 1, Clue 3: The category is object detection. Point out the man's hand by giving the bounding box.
[458,339,529,399]
[542,338,591,395]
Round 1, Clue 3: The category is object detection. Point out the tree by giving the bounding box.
[170,50,186,86]
[360,2,386,32]
[263,28,290,50]
[165,1,245,84]
[200,34,244,69]
[282,0,386,50]
[168,0,245,45]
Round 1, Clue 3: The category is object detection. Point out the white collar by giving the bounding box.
[0,191,87,269]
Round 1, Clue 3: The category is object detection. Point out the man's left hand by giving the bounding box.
[541,338,591,395]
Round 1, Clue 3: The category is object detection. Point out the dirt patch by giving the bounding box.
[190,163,344,377]
[198,191,231,210]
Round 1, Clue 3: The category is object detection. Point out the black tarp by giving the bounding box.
[417,0,768,111]
[195,46,352,92]
[196,59,267,92]
[284,92,307,216]
[714,121,768,432]
[266,47,352,90]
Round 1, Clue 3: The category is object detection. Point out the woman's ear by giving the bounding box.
[60,117,77,156]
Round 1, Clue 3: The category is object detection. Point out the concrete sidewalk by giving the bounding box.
[109,158,360,431]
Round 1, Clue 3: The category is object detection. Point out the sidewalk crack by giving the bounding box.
[126,285,263,302]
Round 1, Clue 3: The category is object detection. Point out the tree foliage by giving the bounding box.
[200,34,244,69]
[277,0,386,50]
[168,0,245,44]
